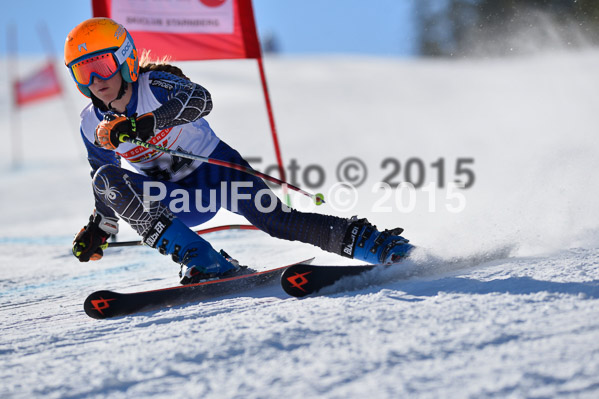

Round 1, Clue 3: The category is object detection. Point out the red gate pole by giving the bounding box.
[256,56,290,205]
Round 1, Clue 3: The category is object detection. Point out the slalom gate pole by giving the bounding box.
[119,135,324,205]
[108,224,260,248]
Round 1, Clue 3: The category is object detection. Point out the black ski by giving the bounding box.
[281,263,381,297]
[84,258,314,319]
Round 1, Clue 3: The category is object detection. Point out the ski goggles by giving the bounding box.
[68,35,134,86]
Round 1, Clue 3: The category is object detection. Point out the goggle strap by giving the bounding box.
[114,34,134,65]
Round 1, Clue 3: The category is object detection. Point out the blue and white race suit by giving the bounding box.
[80,70,348,254]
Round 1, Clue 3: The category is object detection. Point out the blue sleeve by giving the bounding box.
[81,129,121,218]
[146,71,213,130]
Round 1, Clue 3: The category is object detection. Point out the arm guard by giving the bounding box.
[148,72,213,130]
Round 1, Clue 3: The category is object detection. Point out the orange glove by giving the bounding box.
[94,112,156,150]
[73,213,118,262]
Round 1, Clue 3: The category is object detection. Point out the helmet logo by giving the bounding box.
[121,41,132,58]
[78,43,88,52]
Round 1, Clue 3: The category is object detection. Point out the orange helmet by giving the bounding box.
[64,18,139,97]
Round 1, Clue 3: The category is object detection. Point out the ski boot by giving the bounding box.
[341,217,414,264]
[179,249,253,284]
[142,214,244,284]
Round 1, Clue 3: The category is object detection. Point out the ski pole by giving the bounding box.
[119,134,325,205]
[108,224,260,248]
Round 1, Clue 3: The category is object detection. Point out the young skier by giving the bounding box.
[66,17,413,284]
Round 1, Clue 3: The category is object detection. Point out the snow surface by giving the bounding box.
[2,50,599,398]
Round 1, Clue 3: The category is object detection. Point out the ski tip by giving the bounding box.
[280,263,316,298]
[83,290,121,319]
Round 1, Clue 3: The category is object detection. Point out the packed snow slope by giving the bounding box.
[1,50,599,398]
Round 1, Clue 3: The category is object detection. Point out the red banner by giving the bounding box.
[13,62,62,107]
[92,0,261,61]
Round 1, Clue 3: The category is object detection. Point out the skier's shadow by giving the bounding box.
[129,284,291,325]
[387,276,599,299]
